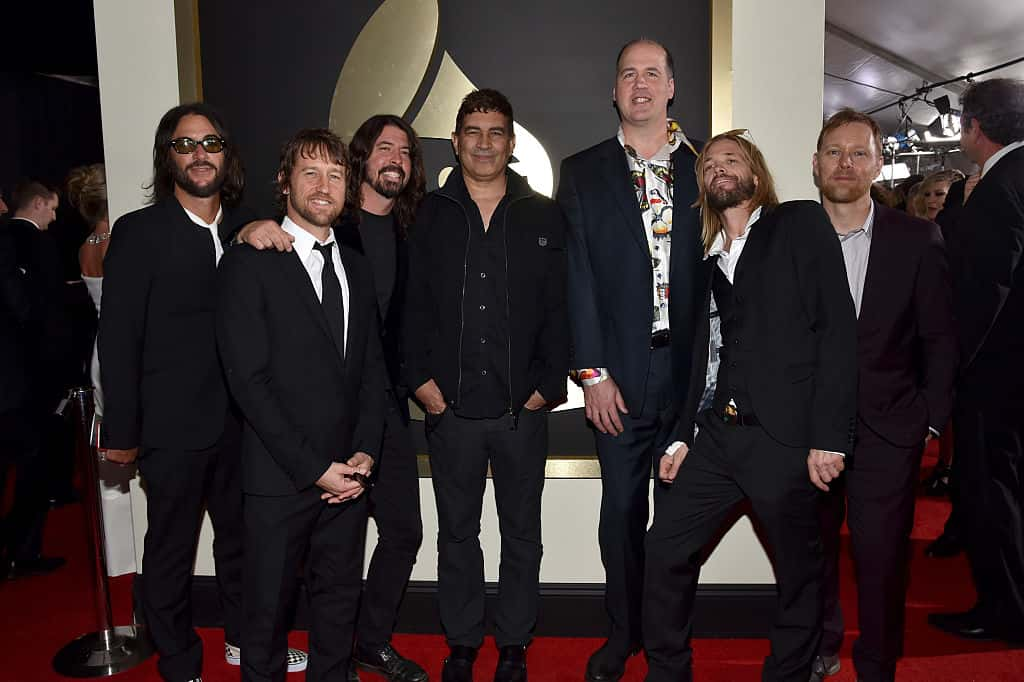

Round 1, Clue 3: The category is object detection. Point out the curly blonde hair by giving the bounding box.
[66,163,108,226]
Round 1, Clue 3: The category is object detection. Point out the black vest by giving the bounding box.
[710,266,753,413]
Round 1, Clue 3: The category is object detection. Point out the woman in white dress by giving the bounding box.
[66,164,108,414]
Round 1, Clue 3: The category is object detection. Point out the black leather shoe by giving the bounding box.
[441,645,477,682]
[928,610,998,640]
[584,641,640,682]
[6,555,66,579]
[494,645,527,682]
[924,531,963,558]
[354,641,428,682]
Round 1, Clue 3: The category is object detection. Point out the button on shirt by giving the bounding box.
[183,205,225,264]
[281,216,350,354]
[836,201,873,318]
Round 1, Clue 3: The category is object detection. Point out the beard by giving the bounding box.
[172,159,227,198]
[369,164,408,199]
[818,177,872,204]
[291,192,343,228]
[707,174,756,211]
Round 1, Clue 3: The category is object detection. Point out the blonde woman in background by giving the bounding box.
[916,168,966,221]
[66,163,108,413]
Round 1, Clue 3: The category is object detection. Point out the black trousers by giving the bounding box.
[242,489,367,682]
[643,411,823,682]
[956,402,1024,631]
[357,404,424,647]
[137,431,244,682]
[0,408,47,561]
[426,407,548,648]
[819,425,921,682]
[592,347,674,654]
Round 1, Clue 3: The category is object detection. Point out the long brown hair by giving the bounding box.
[347,115,426,233]
[694,130,779,253]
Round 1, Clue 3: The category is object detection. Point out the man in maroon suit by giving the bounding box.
[811,109,958,682]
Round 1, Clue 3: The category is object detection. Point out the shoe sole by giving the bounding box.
[354,660,427,682]
[226,655,308,673]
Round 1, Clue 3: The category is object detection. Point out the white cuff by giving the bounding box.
[664,441,685,457]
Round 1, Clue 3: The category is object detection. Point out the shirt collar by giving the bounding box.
[11,216,41,231]
[281,215,337,263]
[182,205,223,230]
[982,139,1024,178]
[836,200,875,241]
[617,118,692,162]
[705,205,763,259]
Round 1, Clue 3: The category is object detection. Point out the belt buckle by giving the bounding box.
[722,404,738,424]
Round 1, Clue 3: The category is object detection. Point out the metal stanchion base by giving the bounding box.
[53,625,154,678]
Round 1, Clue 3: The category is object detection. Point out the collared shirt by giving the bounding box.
[182,205,225,264]
[981,139,1024,178]
[836,200,874,318]
[618,119,692,334]
[11,216,42,231]
[706,206,763,285]
[281,216,350,354]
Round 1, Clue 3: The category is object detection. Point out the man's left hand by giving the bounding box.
[321,452,375,503]
[237,220,295,252]
[524,390,546,411]
[808,449,845,492]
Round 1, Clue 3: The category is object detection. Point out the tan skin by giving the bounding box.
[585,42,677,436]
[414,110,546,415]
[102,114,227,465]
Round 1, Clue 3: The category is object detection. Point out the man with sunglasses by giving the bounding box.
[98,103,307,682]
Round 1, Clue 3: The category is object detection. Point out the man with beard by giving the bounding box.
[99,103,307,681]
[810,110,956,682]
[241,115,428,682]
[642,130,857,682]
[217,128,386,682]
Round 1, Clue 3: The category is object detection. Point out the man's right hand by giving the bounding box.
[583,377,628,435]
[101,447,138,465]
[414,379,447,415]
[658,443,689,483]
[237,220,295,252]
[316,461,368,502]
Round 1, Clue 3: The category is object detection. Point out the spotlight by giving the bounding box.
[934,94,952,115]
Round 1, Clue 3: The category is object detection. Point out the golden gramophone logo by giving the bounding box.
[328,0,554,196]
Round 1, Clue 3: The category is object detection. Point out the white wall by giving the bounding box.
[731,0,825,200]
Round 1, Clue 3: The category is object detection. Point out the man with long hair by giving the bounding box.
[642,131,857,681]
[241,114,429,682]
[98,103,307,681]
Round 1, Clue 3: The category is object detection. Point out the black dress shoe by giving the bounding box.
[585,641,640,682]
[354,641,428,682]
[924,531,963,558]
[6,555,66,579]
[928,610,998,640]
[494,645,527,682]
[441,645,477,682]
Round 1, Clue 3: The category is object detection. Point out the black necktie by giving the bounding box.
[313,242,345,359]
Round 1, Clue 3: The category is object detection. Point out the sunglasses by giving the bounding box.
[169,135,226,154]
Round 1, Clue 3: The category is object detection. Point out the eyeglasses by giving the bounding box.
[168,135,226,154]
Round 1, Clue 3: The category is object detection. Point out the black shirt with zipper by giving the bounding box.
[403,168,569,417]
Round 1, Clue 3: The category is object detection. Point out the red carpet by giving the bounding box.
[2,447,1023,681]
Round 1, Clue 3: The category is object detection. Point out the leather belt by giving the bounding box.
[720,404,760,426]
[651,329,671,349]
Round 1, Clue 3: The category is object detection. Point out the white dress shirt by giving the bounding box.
[706,206,763,284]
[981,139,1024,178]
[281,216,350,355]
[182,205,225,264]
[836,201,874,318]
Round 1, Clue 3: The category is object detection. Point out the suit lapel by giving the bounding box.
[599,142,650,260]
[858,202,891,330]
[733,208,769,287]
[279,249,344,372]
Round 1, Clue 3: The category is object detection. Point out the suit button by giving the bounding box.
[481,370,488,376]
[480,337,487,344]
[733,338,740,346]
[480,272,487,279]
[479,304,486,311]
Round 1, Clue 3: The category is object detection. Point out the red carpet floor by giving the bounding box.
[3,449,1023,681]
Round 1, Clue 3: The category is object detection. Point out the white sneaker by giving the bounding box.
[225,642,309,673]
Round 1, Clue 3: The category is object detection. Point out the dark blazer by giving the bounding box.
[855,203,957,447]
[98,197,251,451]
[947,145,1024,409]
[558,136,702,413]
[0,224,30,414]
[216,236,387,496]
[403,169,569,412]
[336,211,408,409]
[677,201,858,454]
[4,217,71,413]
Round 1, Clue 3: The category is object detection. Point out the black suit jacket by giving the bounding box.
[678,201,858,454]
[558,136,702,414]
[336,212,408,411]
[4,217,71,413]
[855,203,957,447]
[98,198,251,451]
[216,235,387,496]
[0,223,30,414]
[947,146,1024,409]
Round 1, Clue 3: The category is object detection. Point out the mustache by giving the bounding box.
[187,161,217,172]
[378,164,406,180]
